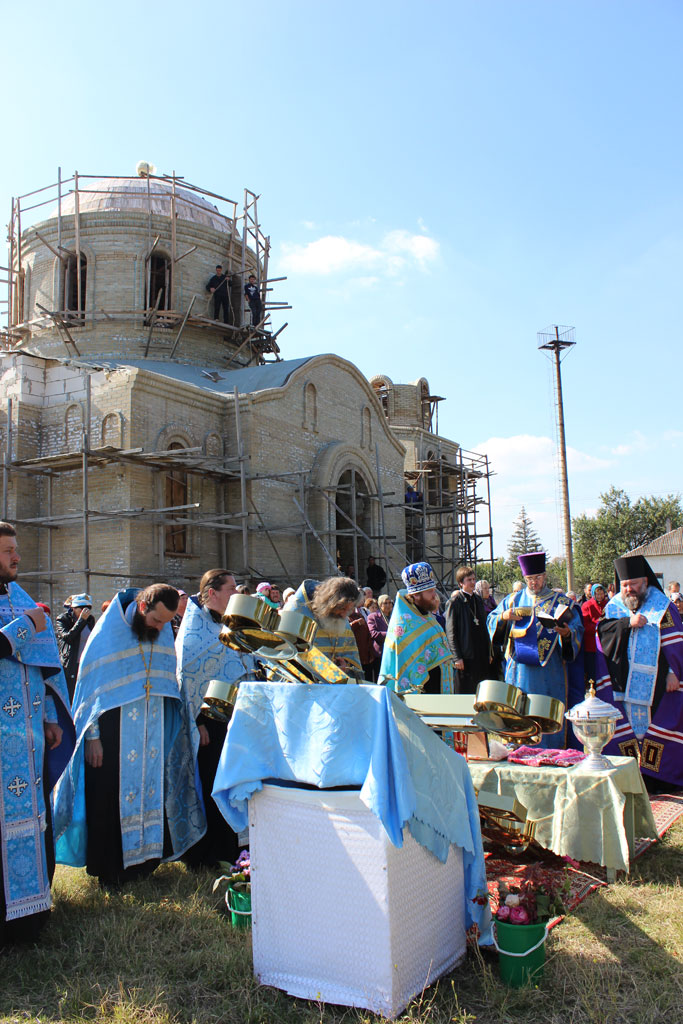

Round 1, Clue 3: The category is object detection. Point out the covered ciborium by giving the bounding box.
[565,683,620,770]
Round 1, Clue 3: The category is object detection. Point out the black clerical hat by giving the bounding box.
[613,554,662,591]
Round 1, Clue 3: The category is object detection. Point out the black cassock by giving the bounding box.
[444,591,491,694]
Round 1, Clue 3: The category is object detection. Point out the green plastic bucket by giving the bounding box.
[226,884,252,929]
[494,920,548,987]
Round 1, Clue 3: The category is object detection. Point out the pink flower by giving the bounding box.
[509,906,530,925]
[394,625,405,637]
[496,905,511,921]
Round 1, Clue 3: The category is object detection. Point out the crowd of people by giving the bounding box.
[2,517,682,946]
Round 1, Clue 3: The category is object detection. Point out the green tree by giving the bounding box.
[572,487,683,587]
[547,557,568,592]
[475,558,520,596]
[507,506,543,562]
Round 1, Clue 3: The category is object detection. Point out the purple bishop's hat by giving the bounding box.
[401,561,437,594]
[517,551,546,577]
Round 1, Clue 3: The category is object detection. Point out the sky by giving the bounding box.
[2,0,682,560]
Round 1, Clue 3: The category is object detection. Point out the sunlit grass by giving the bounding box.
[0,818,680,1023]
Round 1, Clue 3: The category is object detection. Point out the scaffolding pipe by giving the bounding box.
[170,172,177,309]
[233,387,249,572]
[292,496,338,575]
[82,375,91,593]
[47,472,54,612]
[3,399,12,520]
[218,483,228,567]
[350,468,359,582]
[316,488,404,580]
[57,167,62,253]
[74,172,81,321]
[299,473,308,577]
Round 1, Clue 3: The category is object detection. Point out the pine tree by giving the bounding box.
[507,507,543,561]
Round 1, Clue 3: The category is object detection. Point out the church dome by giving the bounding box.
[50,177,229,233]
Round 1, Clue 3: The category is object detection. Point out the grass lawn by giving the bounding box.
[1,818,681,1024]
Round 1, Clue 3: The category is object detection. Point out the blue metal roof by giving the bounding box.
[92,356,314,396]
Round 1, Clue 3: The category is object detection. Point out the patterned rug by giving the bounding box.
[484,789,683,925]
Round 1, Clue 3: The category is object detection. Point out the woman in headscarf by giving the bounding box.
[474,579,496,615]
[581,583,608,684]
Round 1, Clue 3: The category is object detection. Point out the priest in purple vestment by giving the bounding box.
[595,554,683,790]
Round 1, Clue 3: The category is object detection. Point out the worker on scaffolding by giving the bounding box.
[206,264,232,325]
[244,274,263,327]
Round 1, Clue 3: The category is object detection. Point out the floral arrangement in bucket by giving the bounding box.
[213,850,252,928]
[491,867,571,987]
[495,868,569,925]
[213,849,251,895]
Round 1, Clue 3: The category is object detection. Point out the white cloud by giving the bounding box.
[383,229,440,265]
[471,434,612,558]
[280,228,439,276]
[350,275,381,289]
[606,430,649,457]
[474,434,611,479]
[280,235,382,274]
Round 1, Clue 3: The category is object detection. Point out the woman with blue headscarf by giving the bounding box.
[581,583,608,684]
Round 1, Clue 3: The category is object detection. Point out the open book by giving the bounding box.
[535,603,571,629]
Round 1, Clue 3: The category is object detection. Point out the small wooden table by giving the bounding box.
[469,755,658,879]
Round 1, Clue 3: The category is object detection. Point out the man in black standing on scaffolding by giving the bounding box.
[206,265,232,324]
[244,274,263,327]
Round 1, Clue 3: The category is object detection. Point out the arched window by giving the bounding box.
[335,467,372,579]
[371,377,392,419]
[204,432,223,457]
[420,380,431,429]
[361,407,372,449]
[303,382,318,431]
[61,252,87,321]
[165,442,188,554]
[145,252,172,322]
[65,404,83,450]
[101,412,122,447]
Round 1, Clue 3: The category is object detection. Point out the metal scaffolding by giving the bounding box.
[1,373,493,603]
[1,167,494,601]
[1,169,289,363]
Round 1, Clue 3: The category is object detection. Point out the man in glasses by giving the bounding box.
[487,551,583,746]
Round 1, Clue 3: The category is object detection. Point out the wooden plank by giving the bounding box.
[169,295,196,357]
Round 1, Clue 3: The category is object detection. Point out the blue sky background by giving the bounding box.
[2,0,682,558]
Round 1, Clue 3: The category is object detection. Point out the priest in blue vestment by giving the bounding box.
[54,584,205,888]
[0,522,74,943]
[487,551,583,747]
[176,569,259,867]
[379,562,454,695]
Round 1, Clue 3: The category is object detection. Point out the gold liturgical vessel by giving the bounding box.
[201,595,357,721]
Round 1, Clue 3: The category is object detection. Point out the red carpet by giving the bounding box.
[483,790,683,924]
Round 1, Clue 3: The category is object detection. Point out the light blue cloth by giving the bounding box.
[0,585,74,921]
[212,681,492,942]
[54,589,205,868]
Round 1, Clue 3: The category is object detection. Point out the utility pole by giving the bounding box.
[537,325,576,593]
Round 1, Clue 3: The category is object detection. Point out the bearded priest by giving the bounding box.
[54,584,206,888]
